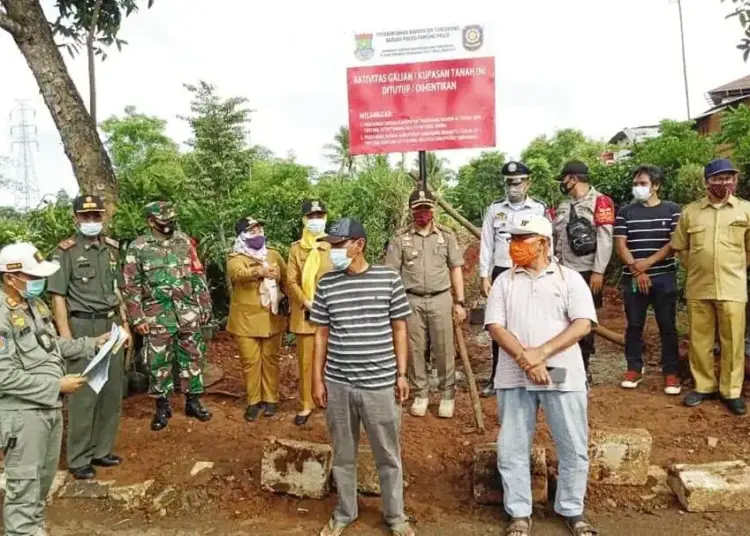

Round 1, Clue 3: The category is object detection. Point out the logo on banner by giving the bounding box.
[354,33,375,61]
[462,25,483,51]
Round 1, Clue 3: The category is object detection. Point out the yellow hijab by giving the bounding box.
[300,216,326,302]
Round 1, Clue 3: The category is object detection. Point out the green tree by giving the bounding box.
[412,152,455,195]
[716,104,750,197]
[323,126,356,175]
[724,0,750,59]
[446,151,505,226]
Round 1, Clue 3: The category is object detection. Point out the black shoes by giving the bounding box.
[69,465,96,480]
[92,454,122,467]
[245,404,263,422]
[263,403,277,417]
[185,394,212,422]
[294,412,312,426]
[151,397,172,431]
[683,391,746,415]
[683,391,717,407]
[722,397,747,416]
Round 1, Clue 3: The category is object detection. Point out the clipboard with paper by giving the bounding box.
[82,324,130,394]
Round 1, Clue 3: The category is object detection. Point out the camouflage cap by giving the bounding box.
[143,201,176,222]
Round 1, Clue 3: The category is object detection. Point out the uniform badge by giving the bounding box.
[37,332,54,352]
[508,162,517,173]
[354,33,374,61]
[462,25,484,51]
[495,212,507,220]
[437,234,446,244]
[311,201,322,212]
[10,313,25,328]
[0,334,7,354]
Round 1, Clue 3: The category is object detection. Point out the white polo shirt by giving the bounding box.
[484,262,598,392]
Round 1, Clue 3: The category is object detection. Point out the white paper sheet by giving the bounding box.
[82,324,120,394]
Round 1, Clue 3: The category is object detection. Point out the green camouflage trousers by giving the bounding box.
[145,322,206,396]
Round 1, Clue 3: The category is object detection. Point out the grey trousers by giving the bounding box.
[325,381,406,527]
[1,408,62,536]
[67,316,124,468]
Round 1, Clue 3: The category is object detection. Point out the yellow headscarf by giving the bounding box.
[300,216,326,302]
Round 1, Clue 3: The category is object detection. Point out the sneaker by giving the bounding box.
[410,397,428,417]
[438,399,455,418]
[664,375,682,396]
[620,370,643,389]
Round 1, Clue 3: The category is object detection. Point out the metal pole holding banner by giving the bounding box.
[418,150,428,190]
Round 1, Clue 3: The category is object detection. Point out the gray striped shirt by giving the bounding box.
[310,265,411,389]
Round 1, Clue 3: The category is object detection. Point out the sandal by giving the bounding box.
[564,516,597,536]
[506,517,531,536]
[390,521,415,536]
[319,518,348,536]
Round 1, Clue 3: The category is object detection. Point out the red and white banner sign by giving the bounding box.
[345,24,496,155]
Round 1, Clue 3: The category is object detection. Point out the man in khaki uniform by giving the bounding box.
[385,189,466,418]
[48,194,130,480]
[671,158,750,416]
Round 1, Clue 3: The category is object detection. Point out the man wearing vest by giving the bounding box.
[553,161,615,383]
[385,189,466,418]
[479,161,548,397]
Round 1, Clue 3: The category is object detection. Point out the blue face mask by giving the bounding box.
[15,277,45,298]
[305,218,326,235]
[330,248,352,271]
[79,222,103,237]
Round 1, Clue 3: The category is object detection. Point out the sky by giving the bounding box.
[0,0,748,208]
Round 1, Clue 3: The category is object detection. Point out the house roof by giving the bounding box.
[706,75,750,105]
[608,125,661,145]
[694,94,750,121]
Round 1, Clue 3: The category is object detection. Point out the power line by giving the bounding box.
[676,0,691,119]
[9,99,40,210]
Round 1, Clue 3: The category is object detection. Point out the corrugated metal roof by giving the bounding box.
[709,75,750,94]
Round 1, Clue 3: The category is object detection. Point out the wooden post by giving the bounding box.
[454,317,485,433]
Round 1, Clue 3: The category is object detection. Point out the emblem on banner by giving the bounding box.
[462,25,483,51]
[354,33,375,61]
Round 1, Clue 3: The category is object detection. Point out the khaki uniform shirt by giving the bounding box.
[0,291,96,411]
[286,241,332,335]
[48,234,121,313]
[670,195,750,303]
[226,249,288,338]
[384,224,464,295]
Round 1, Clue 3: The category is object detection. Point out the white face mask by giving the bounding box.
[305,218,326,235]
[330,248,352,271]
[632,186,651,203]
[79,222,103,237]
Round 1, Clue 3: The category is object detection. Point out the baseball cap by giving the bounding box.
[73,194,105,213]
[235,216,265,235]
[557,160,589,180]
[302,200,328,216]
[317,217,367,244]
[0,242,60,277]
[704,158,739,179]
[409,189,435,208]
[509,216,553,239]
[143,201,176,222]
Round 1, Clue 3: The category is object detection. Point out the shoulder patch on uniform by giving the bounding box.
[58,237,76,251]
[530,197,547,208]
[104,237,119,248]
[0,333,8,354]
[594,195,616,226]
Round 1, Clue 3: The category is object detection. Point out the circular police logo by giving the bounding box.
[462,25,483,51]
[508,163,517,173]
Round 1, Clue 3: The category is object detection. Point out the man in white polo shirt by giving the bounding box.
[485,215,598,536]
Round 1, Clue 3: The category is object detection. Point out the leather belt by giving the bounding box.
[70,310,116,320]
[406,289,450,299]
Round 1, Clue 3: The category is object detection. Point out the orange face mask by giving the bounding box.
[509,238,543,267]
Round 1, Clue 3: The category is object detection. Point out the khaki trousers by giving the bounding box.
[235,334,282,405]
[406,291,455,399]
[688,299,746,399]
[296,334,315,412]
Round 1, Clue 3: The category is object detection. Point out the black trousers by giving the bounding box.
[490,266,510,383]
[577,271,603,372]
[622,276,679,375]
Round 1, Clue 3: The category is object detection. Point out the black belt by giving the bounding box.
[407,289,450,299]
[70,310,117,320]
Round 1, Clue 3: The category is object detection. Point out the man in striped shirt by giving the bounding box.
[310,217,414,536]
[614,165,681,395]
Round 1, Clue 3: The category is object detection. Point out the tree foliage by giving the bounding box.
[724,0,750,60]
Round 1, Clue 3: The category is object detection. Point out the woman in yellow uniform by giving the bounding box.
[286,200,331,426]
[226,216,287,422]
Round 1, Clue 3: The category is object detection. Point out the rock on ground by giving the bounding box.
[589,427,652,486]
[472,442,547,505]
[260,438,333,500]
[109,480,155,509]
[59,480,115,499]
[668,460,750,512]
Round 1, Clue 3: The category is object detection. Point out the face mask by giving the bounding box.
[245,235,266,250]
[632,186,651,203]
[305,219,326,235]
[707,182,735,200]
[412,209,433,228]
[559,179,575,197]
[79,221,103,237]
[506,184,526,203]
[153,220,174,237]
[330,248,352,271]
[12,276,45,299]
[509,239,543,267]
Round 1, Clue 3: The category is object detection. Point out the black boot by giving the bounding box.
[185,394,212,422]
[151,397,171,432]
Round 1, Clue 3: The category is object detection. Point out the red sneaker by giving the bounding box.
[664,375,682,395]
[620,370,642,389]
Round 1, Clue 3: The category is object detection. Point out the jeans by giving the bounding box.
[622,276,679,375]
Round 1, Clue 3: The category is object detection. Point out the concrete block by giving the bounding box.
[46,471,68,504]
[261,438,333,499]
[668,461,750,512]
[588,427,652,486]
[190,461,214,477]
[472,443,547,506]
[59,480,115,499]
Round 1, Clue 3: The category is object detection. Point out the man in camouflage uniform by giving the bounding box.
[48,194,130,480]
[122,201,213,431]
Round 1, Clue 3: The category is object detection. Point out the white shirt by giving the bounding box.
[479,197,547,277]
[484,262,598,391]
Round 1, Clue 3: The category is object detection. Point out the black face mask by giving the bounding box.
[559,178,576,196]
[152,220,175,237]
